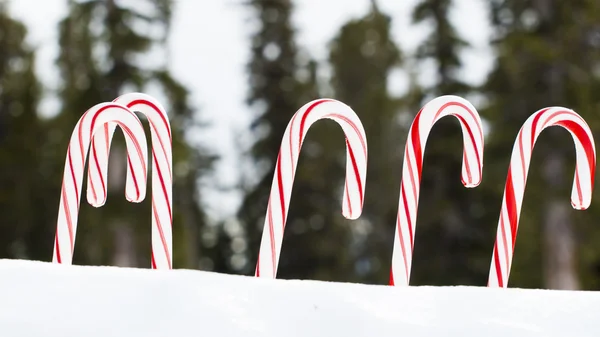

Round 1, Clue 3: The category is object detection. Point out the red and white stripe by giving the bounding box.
[53,102,148,265]
[87,93,173,269]
[488,107,596,288]
[255,98,368,278]
[390,95,484,286]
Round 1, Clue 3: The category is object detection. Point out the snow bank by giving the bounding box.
[0,259,598,337]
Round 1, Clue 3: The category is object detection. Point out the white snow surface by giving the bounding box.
[0,259,598,337]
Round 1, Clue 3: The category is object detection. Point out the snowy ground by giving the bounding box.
[0,259,598,337]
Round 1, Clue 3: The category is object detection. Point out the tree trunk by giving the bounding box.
[537,0,579,287]
[108,144,138,267]
[112,219,137,267]
[181,177,200,269]
[542,151,579,290]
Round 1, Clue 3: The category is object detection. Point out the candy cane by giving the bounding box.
[53,102,148,265]
[255,98,368,278]
[390,95,484,286]
[87,93,173,269]
[488,107,596,288]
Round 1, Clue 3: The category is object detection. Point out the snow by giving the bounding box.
[0,259,598,337]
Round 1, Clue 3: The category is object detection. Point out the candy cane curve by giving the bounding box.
[488,107,596,288]
[87,93,173,269]
[390,95,485,286]
[53,102,148,265]
[255,98,368,279]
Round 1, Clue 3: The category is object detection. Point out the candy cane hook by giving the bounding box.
[390,95,485,286]
[87,93,173,269]
[488,107,596,288]
[255,98,368,278]
[53,102,148,265]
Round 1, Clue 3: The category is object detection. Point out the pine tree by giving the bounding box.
[328,1,405,283]
[406,0,490,285]
[52,0,215,268]
[0,4,46,259]
[239,0,356,280]
[413,0,470,94]
[482,0,600,289]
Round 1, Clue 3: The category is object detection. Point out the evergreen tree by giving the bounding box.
[413,0,470,94]
[328,1,405,283]
[52,0,215,269]
[408,0,489,285]
[239,0,354,280]
[0,4,46,259]
[482,0,600,289]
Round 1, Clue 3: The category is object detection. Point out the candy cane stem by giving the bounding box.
[255,98,368,279]
[53,102,149,265]
[488,107,596,288]
[390,95,485,286]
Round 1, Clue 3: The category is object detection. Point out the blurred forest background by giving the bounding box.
[1,0,600,290]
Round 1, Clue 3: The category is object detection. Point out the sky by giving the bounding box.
[7,0,492,221]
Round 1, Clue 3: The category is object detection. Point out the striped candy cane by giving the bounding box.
[53,102,148,265]
[390,95,484,286]
[488,107,596,288]
[255,98,368,278]
[87,93,173,269]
